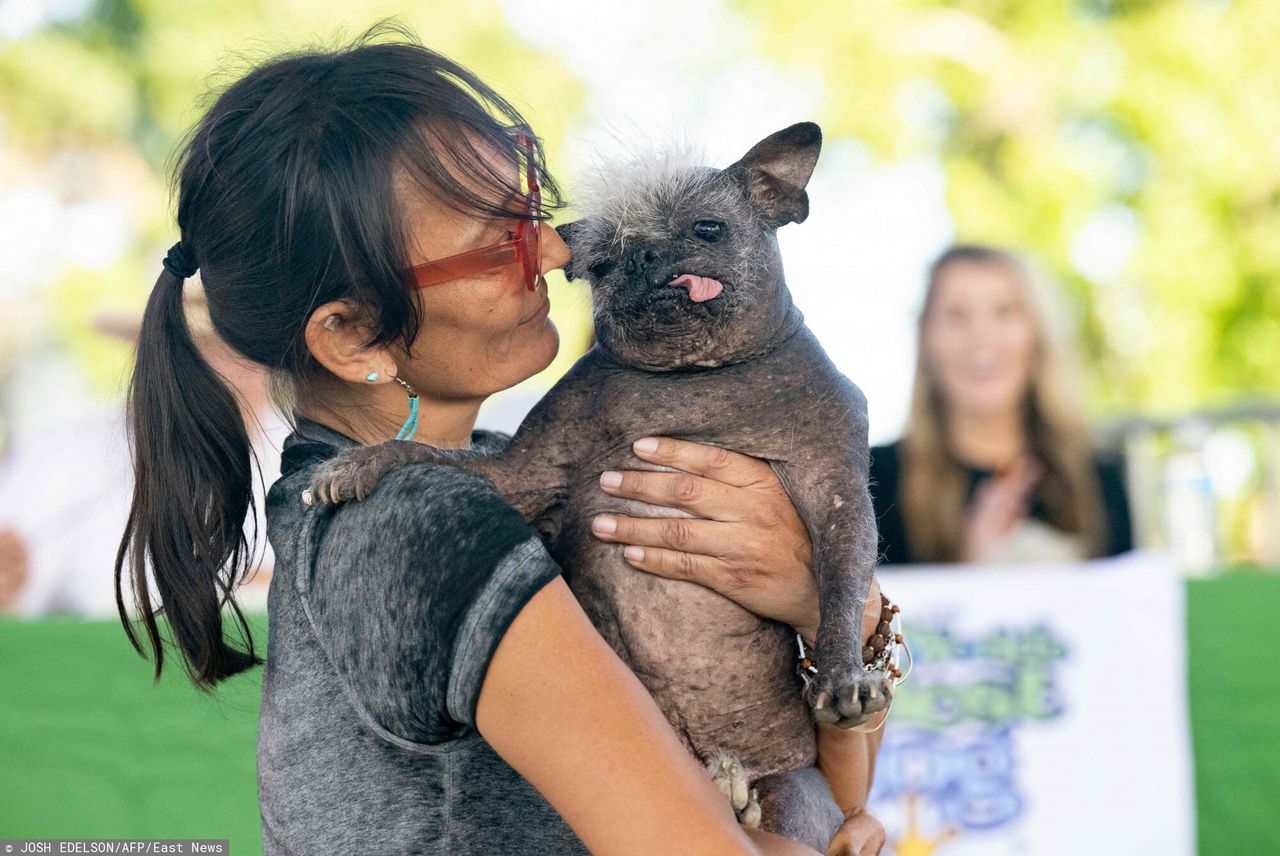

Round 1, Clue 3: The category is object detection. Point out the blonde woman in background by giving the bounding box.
[870,244,1133,565]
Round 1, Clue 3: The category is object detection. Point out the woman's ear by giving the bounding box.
[303,300,398,384]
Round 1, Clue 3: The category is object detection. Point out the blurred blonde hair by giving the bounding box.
[900,245,1105,562]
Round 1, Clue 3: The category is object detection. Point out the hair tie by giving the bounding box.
[162,242,199,279]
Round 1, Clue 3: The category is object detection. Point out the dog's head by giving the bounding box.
[559,122,822,370]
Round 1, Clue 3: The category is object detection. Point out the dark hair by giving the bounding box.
[115,23,561,690]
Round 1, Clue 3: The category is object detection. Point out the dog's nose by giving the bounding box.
[624,245,661,279]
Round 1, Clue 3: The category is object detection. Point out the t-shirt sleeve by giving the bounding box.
[301,462,562,746]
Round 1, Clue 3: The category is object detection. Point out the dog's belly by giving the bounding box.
[554,480,816,777]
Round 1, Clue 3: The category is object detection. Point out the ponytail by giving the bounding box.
[115,243,262,691]
[113,30,567,688]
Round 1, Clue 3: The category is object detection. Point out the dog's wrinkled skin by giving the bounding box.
[308,123,888,850]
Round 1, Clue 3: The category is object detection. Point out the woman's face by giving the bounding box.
[393,150,570,402]
[921,260,1038,421]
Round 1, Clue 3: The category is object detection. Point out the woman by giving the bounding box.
[114,30,885,856]
[871,244,1133,565]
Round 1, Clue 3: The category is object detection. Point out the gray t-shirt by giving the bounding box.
[257,419,589,855]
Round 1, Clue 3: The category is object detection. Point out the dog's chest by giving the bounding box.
[553,490,815,771]
[538,421,818,771]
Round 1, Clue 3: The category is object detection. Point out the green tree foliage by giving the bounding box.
[5,1,1275,416]
[735,0,1280,416]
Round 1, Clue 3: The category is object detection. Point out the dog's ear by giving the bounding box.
[555,221,583,281]
[726,122,822,228]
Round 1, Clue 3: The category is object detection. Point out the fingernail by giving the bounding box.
[633,437,659,454]
[624,546,645,562]
[600,471,623,489]
[592,515,617,535]
[301,490,313,506]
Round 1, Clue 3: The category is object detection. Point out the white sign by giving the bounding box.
[870,551,1195,856]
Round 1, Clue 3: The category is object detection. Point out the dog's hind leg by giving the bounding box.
[753,766,844,852]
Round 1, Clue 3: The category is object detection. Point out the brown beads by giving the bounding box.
[809,591,906,680]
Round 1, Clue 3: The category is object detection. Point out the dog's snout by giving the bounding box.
[624,245,662,279]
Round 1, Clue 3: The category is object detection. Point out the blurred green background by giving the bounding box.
[4,0,1279,564]
[4,0,1279,415]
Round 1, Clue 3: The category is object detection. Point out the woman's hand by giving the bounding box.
[589,437,820,639]
[827,809,885,856]
[962,457,1043,562]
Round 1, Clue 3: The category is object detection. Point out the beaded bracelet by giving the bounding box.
[796,591,912,692]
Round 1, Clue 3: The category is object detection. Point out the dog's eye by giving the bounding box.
[693,220,726,242]
[588,258,617,279]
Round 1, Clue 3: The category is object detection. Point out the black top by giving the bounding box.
[868,440,1134,565]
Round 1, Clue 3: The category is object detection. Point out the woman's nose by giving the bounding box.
[540,220,572,275]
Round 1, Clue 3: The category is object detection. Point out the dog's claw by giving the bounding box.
[837,686,863,720]
[707,751,761,827]
[305,442,418,507]
[741,788,762,829]
[806,667,894,730]
[810,690,838,724]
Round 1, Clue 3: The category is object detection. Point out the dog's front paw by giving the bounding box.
[302,443,408,505]
[707,750,762,828]
[805,661,894,730]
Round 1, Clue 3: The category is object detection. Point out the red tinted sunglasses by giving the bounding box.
[410,134,542,292]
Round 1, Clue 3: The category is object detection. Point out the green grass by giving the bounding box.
[1186,573,1280,855]
[0,615,266,853]
[2,574,1278,855]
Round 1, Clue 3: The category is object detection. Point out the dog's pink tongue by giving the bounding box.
[669,274,724,303]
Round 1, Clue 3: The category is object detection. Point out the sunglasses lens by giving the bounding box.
[522,201,540,293]
[524,219,540,292]
[516,135,541,292]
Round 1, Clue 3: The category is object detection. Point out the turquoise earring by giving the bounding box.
[366,372,380,382]
[393,375,419,441]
